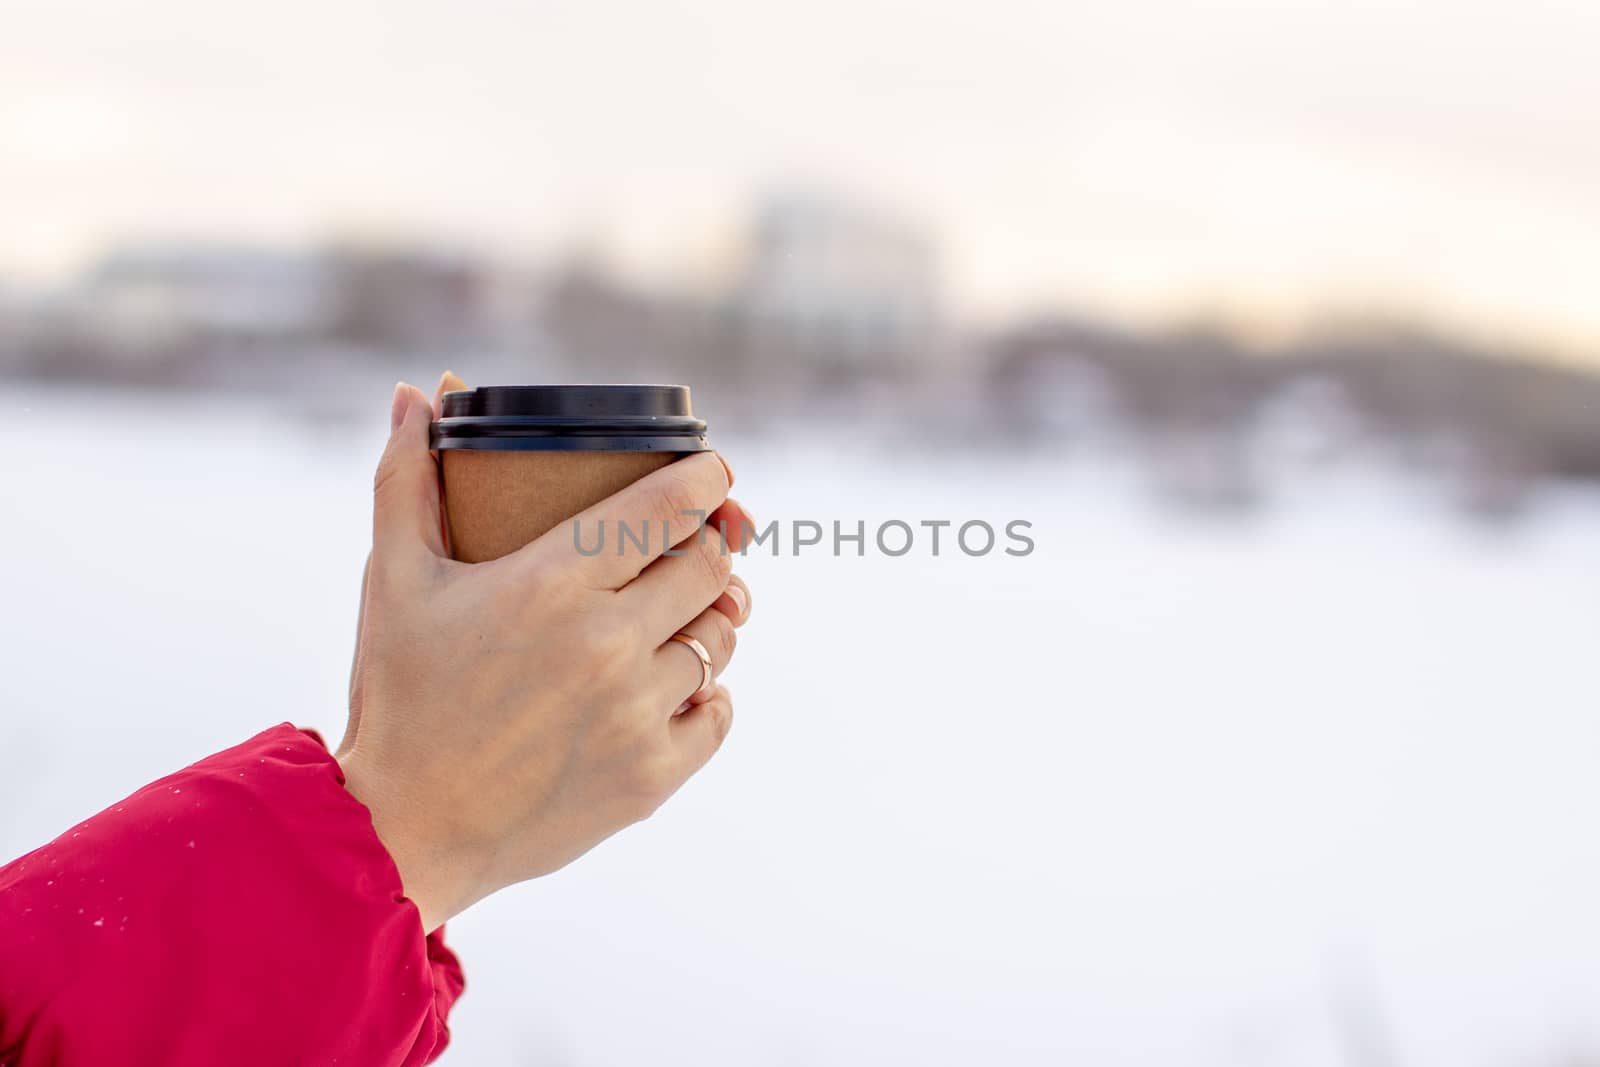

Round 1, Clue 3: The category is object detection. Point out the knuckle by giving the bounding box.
[513,564,555,606]
[705,696,734,745]
[491,568,542,620]
[563,607,638,672]
[650,472,702,529]
[693,533,734,585]
[514,558,578,614]
[707,612,737,664]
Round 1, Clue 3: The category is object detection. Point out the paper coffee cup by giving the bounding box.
[431,384,711,563]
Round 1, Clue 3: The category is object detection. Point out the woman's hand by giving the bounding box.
[339,381,753,932]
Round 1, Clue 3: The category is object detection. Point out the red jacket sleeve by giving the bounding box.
[0,724,465,1066]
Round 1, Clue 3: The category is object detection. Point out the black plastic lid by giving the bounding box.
[431,384,710,452]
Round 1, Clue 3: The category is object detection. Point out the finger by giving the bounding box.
[711,574,751,626]
[653,602,737,710]
[373,382,447,561]
[669,685,734,778]
[433,369,466,416]
[623,522,735,645]
[520,451,732,590]
[708,498,757,553]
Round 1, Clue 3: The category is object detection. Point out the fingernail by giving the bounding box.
[716,452,735,487]
[725,583,748,617]
[390,382,408,433]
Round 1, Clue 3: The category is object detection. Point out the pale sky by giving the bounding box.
[3,0,1598,358]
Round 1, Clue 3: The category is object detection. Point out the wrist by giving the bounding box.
[338,750,481,933]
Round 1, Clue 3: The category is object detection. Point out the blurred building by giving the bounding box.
[729,190,942,381]
[324,245,492,351]
[537,257,716,384]
[80,242,334,360]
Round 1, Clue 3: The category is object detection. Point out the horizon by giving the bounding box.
[4,225,1595,375]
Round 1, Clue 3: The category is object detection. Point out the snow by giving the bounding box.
[3,384,1599,1065]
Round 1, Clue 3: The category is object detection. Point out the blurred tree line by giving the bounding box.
[992,318,1600,515]
[2,229,1596,518]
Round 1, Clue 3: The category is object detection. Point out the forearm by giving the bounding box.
[0,724,464,1066]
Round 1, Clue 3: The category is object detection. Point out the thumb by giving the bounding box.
[373,381,447,560]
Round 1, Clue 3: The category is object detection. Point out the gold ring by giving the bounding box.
[669,632,716,704]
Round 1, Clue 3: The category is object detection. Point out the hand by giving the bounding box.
[339,380,754,932]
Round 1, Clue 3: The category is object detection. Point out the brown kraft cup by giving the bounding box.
[430,384,711,564]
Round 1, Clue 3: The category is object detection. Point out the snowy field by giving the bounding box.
[4,383,1600,1066]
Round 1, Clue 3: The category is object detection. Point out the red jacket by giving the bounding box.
[0,724,465,1066]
